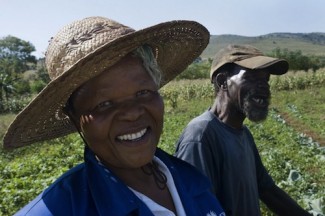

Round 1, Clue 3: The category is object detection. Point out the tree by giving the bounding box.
[270,47,325,72]
[0,35,37,77]
[176,60,211,80]
[0,35,37,111]
[0,73,17,111]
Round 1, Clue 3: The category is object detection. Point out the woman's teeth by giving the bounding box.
[117,128,147,141]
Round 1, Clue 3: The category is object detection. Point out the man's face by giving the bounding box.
[227,68,271,122]
[72,55,164,169]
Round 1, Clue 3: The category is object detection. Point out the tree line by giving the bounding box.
[1,35,325,113]
[269,47,325,72]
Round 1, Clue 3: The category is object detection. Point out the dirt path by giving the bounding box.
[280,111,325,147]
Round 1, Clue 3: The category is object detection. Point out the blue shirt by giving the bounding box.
[15,147,225,216]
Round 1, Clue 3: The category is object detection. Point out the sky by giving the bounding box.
[1,0,324,58]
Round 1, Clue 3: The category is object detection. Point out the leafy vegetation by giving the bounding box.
[1,70,324,215]
[1,34,325,215]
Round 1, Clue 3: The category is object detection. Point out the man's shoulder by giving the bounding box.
[180,111,222,141]
[189,110,215,123]
[184,111,217,132]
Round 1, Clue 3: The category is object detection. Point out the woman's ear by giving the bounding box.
[71,114,82,131]
[63,106,82,131]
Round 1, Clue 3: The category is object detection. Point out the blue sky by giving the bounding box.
[1,0,324,58]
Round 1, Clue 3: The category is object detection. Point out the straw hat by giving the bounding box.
[3,16,209,149]
[210,44,288,80]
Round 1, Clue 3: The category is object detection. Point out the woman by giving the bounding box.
[4,17,225,216]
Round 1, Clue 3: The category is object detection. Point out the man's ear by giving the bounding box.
[215,73,227,88]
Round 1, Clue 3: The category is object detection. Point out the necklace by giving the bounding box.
[141,161,167,190]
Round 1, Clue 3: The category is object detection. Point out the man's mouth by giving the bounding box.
[116,128,147,141]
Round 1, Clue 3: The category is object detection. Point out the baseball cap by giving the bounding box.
[210,44,289,80]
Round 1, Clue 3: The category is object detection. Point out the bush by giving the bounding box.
[176,60,211,80]
[0,95,33,113]
[13,80,30,95]
[30,80,46,94]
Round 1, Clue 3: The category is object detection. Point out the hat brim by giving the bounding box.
[4,20,209,149]
[235,56,289,75]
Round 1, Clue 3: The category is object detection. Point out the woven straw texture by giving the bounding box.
[3,16,209,149]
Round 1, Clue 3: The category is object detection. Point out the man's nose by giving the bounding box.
[257,80,270,88]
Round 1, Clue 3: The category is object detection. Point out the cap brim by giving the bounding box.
[236,56,289,75]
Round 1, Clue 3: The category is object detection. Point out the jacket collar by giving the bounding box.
[84,147,209,216]
[155,149,211,216]
[85,147,153,215]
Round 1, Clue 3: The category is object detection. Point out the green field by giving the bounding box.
[0,71,324,215]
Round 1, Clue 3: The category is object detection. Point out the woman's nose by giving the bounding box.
[117,100,145,121]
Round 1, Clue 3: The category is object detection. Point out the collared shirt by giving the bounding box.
[15,147,225,216]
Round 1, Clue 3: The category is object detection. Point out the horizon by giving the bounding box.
[1,0,324,58]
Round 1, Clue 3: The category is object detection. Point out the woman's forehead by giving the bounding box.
[72,57,156,100]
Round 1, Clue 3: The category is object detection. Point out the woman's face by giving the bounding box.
[72,55,164,169]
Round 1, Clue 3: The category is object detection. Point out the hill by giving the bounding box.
[201,32,325,59]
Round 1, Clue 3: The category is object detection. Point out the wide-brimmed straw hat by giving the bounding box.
[3,16,209,149]
[210,44,288,80]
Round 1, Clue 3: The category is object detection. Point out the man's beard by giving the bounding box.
[241,90,270,122]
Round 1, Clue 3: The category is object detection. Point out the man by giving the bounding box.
[175,44,311,216]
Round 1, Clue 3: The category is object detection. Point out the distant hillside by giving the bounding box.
[201,32,325,59]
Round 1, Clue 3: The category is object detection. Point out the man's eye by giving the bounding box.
[244,75,255,81]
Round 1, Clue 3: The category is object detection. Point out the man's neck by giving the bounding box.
[210,98,245,129]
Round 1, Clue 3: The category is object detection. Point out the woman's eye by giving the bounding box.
[136,89,153,97]
[94,100,113,112]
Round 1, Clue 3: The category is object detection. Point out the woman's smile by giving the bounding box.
[116,127,148,141]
